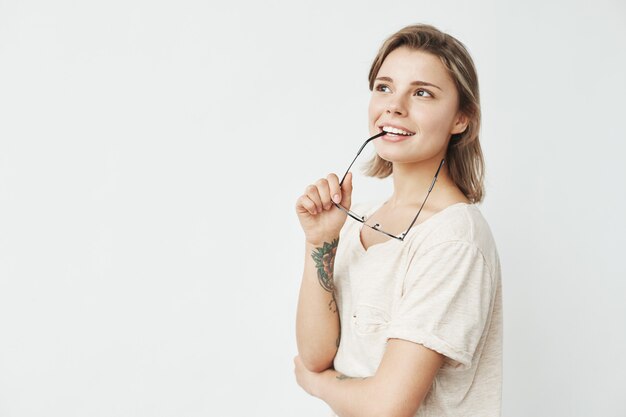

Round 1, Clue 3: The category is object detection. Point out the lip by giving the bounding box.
[381,132,413,143]
[377,123,416,135]
[377,124,415,143]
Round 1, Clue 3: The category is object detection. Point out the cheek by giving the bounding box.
[368,95,387,116]
[367,101,378,124]
[415,106,455,133]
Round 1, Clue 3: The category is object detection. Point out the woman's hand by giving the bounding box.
[295,172,353,246]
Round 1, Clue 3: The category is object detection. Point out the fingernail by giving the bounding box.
[332,194,340,203]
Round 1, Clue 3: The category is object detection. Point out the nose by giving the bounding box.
[386,96,407,116]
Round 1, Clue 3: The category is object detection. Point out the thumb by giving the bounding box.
[341,172,353,209]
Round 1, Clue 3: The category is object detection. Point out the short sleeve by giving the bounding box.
[387,240,494,371]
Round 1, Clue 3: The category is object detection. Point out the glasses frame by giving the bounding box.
[332,131,446,241]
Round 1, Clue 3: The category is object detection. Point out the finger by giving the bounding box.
[304,185,323,213]
[315,178,332,210]
[297,195,318,215]
[341,172,353,208]
[327,173,341,204]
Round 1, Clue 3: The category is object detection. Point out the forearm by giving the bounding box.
[296,238,341,372]
[314,369,383,417]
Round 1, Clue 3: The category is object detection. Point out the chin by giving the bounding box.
[375,151,418,165]
[375,139,444,165]
[374,143,414,162]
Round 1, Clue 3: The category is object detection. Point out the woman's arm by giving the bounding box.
[294,171,353,372]
[294,339,444,417]
[295,238,341,372]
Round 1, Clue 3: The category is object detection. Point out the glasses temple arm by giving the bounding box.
[339,131,387,186]
[402,158,446,236]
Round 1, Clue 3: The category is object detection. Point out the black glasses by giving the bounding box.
[332,131,446,241]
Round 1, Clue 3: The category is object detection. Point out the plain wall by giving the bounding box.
[1,0,624,416]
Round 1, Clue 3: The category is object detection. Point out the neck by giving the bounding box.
[387,156,453,208]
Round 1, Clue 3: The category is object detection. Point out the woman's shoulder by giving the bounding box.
[407,202,499,263]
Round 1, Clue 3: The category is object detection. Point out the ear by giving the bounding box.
[451,112,469,135]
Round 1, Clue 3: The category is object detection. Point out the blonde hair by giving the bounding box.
[364,23,485,203]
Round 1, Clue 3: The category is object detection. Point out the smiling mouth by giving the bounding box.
[378,126,415,136]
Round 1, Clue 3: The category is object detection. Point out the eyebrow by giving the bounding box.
[375,76,443,91]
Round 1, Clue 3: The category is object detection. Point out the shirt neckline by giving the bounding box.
[356,200,473,253]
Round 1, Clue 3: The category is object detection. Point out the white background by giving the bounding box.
[1,0,625,416]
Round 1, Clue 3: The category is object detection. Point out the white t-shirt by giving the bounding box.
[330,200,503,417]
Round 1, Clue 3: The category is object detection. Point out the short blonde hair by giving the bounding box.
[364,23,485,203]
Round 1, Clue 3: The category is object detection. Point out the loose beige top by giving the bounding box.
[329,200,503,417]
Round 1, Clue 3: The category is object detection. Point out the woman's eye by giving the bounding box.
[376,84,390,92]
[374,84,433,98]
[414,89,433,98]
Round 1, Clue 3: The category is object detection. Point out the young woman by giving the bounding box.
[294,24,502,417]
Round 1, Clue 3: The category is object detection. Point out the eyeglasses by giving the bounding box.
[332,131,446,241]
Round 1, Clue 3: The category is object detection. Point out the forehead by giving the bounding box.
[378,46,452,87]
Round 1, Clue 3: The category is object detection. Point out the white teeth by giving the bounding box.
[381,126,413,136]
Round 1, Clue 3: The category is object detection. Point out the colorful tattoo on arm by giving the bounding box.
[311,238,340,314]
[311,238,339,293]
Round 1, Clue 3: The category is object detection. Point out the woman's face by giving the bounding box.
[368,46,468,164]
